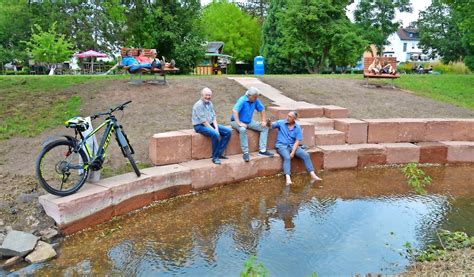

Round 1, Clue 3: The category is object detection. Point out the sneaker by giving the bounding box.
[258,151,274,157]
[212,158,221,165]
[219,155,229,159]
[170,59,176,68]
[243,153,250,162]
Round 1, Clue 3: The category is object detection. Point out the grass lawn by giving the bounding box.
[392,74,474,110]
[0,75,120,139]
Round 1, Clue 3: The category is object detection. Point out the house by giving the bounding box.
[194,41,232,75]
[383,28,435,63]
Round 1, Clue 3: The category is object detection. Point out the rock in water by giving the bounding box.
[0,230,39,257]
[25,241,57,263]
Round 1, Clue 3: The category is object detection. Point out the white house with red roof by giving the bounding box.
[383,28,436,63]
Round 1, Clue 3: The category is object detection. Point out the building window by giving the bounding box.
[412,43,416,49]
[403,43,407,52]
[409,33,413,38]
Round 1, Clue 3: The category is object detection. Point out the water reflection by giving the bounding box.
[19,165,474,275]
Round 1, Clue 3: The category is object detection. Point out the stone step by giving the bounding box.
[300,117,335,130]
[314,130,346,145]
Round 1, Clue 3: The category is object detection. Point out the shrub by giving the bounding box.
[462,55,474,72]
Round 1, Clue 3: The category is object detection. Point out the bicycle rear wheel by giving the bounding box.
[123,145,141,177]
[36,139,89,196]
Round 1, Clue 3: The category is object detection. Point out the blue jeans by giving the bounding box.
[194,124,232,159]
[129,63,152,72]
[230,120,269,154]
[276,145,314,176]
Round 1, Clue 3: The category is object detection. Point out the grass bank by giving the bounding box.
[393,74,474,110]
[0,75,119,139]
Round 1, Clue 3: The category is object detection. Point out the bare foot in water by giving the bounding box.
[310,171,322,181]
[285,175,292,186]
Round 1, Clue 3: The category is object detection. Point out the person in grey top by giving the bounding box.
[192,87,232,165]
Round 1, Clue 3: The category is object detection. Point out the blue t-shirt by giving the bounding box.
[230,95,264,124]
[122,56,139,67]
[272,119,303,148]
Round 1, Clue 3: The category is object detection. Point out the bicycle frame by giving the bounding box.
[74,116,130,169]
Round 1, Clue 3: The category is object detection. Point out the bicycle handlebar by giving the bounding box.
[91,100,132,120]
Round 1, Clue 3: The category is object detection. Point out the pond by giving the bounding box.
[9,165,474,276]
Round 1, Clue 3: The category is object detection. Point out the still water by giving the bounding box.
[12,165,474,276]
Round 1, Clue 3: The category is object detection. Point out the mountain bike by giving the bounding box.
[35,100,140,196]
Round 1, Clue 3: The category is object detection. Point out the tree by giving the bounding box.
[261,0,298,73]
[237,0,269,20]
[201,1,262,64]
[278,0,363,73]
[25,23,74,74]
[417,0,473,70]
[123,0,204,73]
[328,23,367,72]
[354,0,412,56]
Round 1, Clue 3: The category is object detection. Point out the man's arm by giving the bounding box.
[233,110,247,128]
[213,117,218,131]
[290,140,300,158]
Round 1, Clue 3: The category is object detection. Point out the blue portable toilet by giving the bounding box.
[254,56,264,75]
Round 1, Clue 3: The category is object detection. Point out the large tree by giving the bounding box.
[201,1,262,64]
[354,0,412,56]
[278,0,365,73]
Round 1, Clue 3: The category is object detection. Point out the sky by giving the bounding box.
[200,0,432,28]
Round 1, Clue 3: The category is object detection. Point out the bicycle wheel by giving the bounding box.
[36,139,89,196]
[123,145,141,177]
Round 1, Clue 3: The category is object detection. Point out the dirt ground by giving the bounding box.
[261,76,474,119]
[1,75,473,273]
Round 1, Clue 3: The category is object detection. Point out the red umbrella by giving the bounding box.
[75,50,108,73]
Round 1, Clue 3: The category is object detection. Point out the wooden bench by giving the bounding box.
[120,48,179,85]
[363,57,400,87]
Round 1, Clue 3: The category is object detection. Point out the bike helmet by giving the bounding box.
[65,116,89,132]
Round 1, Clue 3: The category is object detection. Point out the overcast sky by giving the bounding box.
[200,0,432,27]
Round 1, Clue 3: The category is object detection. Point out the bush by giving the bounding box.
[463,55,474,72]
[398,61,471,74]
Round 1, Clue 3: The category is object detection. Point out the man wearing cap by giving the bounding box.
[270,111,322,185]
[230,87,274,162]
[192,87,232,165]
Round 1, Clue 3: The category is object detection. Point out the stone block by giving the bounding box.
[267,106,292,119]
[181,153,285,191]
[365,119,400,143]
[300,117,334,130]
[299,121,315,147]
[295,103,324,118]
[416,142,448,164]
[441,141,474,163]
[334,118,368,144]
[314,130,346,145]
[39,183,113,226]
[225,128,261,155]
[308,148,324,171]
[149,131,191,165]
[397,118,426,142]
[453,119,474,141]
[380,143,420,164]
[318,145,359,170]
[321,105,349,118]
[267,128,278,150]
[352,144,386,168]
[180,129,212,160]
[99,165,191,214]
[424,119,457,141]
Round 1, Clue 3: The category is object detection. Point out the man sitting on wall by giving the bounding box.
[269,111,322,185]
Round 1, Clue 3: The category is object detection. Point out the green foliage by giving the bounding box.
[202,1,261,63]
[464,55,474,72]
[397,61,471,74]
[124,1,204,73]
[24,23,73,66]
[401,163,432,194]
[403,230,473,263]
[240,256,269,277]
[262,0,365,73]
[354,0,412,56]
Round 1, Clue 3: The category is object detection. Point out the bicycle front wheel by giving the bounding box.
[36,139,89,196]
[123,145,141,177]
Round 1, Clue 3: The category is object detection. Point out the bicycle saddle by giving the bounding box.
[65,116,89,131]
